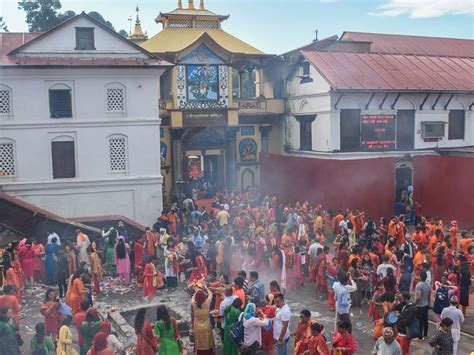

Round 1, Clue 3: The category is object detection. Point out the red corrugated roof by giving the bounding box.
[302,50,474,91]
[341,31,474,57]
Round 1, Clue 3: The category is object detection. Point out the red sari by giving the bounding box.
[136,322,158,355]
[189,255,208,284]
[40,301,63,338]
[307,333,330,355]
[294,320,314,354]
[134,240,144,269]
[143,262,157,298]
[33,243,45,281]
[259,305,276,354]
[332,332,357,355]
[5,267,21,302]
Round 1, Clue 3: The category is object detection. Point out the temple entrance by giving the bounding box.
[183,128,226,194]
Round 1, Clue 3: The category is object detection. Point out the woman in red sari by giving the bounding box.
[134,308,158,355]
[143,258,158,301]
[332,320,357,355]
[33,240,45,282]
[4,259,21,302]
[40,288,63,338]
[307,322,329,355]
[293,309,314,354]
[258,294,276,355]
[12,254,24,300]
[326,257,340,311]
[187,243,208,285]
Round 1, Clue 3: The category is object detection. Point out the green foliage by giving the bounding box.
[118,29,128,38]
[0,17,8,31]
[87,11,114,30]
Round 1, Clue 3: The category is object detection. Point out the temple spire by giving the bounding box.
[199,0,205,10]
[177,0,183,9]
[188,0,195,10]
[128,5,148,44]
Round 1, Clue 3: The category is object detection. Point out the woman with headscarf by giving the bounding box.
[80,308,102,355]
[223,298,243,355]
[242,302,270,355]
[87,331,113,355]
[134,308,158,355]
[115,236,131,286]
[192,285,215,354]
[18,239,36,287]
[154,305,180,355]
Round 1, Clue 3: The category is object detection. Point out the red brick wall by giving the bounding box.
[413,155,474,228]
[259,153,395,221]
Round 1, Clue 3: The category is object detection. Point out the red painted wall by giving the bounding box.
[259,153,395,221]
[413,155,474,228]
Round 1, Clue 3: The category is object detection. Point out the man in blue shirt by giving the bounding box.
[333,272,357,333]
[249,271,265,307]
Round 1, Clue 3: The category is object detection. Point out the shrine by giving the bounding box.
[136,0,284,201]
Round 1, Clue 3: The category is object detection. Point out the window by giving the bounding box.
[52,141,76,178]
[109,136,127,172]
[297,115,315,151]
[397,110,415,150]
[299,62,313,84]
[340,109,361,151]
[106,87,125,112]
[448,110,465,140]
[0,86,12,114]
[75,27,95,50]
[49,88,72,118]
[302,62,310,76]
[0,141,15,177]
[421,122,445,139]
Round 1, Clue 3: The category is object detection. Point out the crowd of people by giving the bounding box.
[0,188,472,355]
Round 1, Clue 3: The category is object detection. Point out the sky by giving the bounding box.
[1,0,473,54]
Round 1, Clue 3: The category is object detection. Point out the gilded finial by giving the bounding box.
[188,0,195,10]
[177,0,183,9]
[199,0,205,10]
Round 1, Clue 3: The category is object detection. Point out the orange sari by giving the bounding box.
[66,277,86,314]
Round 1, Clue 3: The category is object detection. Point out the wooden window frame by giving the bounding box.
[51,140,76,179]
[49,88,72,118]
[75,27,95,50]
[448,110,465,140]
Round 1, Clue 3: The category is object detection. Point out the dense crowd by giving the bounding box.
[0,188,473,355]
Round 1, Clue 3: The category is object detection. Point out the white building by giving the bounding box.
[0,13,170,226]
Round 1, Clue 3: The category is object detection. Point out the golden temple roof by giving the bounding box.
[129,6,148,43]
[141,28,264,55]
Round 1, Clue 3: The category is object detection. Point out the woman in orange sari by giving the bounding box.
[66,269,88,314]
[3,260,20,302]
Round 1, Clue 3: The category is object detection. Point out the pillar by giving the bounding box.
[260,125,272,153]
[225,127,239,188]
[171,128,185,202]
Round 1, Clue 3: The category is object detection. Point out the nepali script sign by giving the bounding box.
[361,114,396,151]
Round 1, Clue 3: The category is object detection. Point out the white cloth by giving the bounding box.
[243,316,269,346]
[219,295,237,327]
[76,234,91,265]
[376,263,396,278]
[47,232,61,246]
[440,306,464,341]
[273,304,291,341]
[308,242,323,258]
[280,250,287,290]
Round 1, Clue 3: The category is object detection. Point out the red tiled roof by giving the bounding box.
[341,31,474,58]
[302,50,474,91]
[70,215,146,232]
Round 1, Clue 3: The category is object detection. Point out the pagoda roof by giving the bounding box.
[156,8,229,21]
[141,27,264,55]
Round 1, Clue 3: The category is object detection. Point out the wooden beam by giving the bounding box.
[391,93,401,110]
[334,93,344,110]
[365,92,376,110]
[419,93,430,110]
[443,93,454,110]
[431,93,442,110]
[379,92,389,109]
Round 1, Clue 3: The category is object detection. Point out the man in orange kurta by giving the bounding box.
[449,221,459,250]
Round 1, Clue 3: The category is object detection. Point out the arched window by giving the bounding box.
[49,83,73,118]
[0,84,12,116]
[0,138,16,177]
[105,83,126,113]
[51,135,76,178]
[108,134,128,172]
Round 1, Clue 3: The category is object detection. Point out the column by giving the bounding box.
[171,128,185,202]
[225,127,239,188]
[259,125,272,153]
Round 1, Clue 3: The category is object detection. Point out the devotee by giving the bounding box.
[134,308,158,355]
[45,237,59,285]
[40,289,63,339]
[441,296,464,355]
[191,284,215,354]
[428,317,454,355]
[0,308,21,354]
[143,257,159,301]
[0,285,20,326]
[115,236,131,286]
[334,273,357,333]
[273,293,291,355]
[80,308,102,355]
[242,302,270,354]
[248,271,265,307]
[17,239,35,287]
[415,271,431,340]
[30,322,55,355]
[331,320,357,355]
[223,298,242,355]
[57,247,71,299]
[292,309,314,354]
[372,327,401,355]
[163,238,179,288]
[154,305,181,355]
[76,229,91,265]
[56,316,75,355]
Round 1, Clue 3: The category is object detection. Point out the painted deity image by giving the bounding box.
[187,64,219,101]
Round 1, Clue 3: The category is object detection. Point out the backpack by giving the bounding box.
[230,314,244,345]
[433,287,449,315]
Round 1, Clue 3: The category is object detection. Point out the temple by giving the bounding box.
[140,0,281,201]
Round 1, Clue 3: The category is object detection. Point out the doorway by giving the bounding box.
[395,166,413,203]
[204,155,220,186]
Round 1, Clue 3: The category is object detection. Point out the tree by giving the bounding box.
[0,17,8,31]
[118,29,128,38]
[87,11,114,30]
[18,0,65,32]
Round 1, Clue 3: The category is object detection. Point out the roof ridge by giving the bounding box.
[343,31,474,42]
[302,48,473,60]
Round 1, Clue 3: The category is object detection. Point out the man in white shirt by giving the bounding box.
[47,230,61,246]
[273,293,291,355]
[333,273,357,333]
[243,304,269,351]
[440,296,464,355]
[218,286,237,328]
[308,236,323,259]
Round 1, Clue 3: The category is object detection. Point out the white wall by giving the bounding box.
[0,67,164,225]
[16,17,147,59]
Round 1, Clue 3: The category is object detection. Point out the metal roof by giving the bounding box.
[302,50,474,92]
[341,31,474,58]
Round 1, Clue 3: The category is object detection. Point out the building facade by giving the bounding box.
[0,13,169,225]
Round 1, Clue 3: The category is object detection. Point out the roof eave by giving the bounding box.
[332,88,474,94]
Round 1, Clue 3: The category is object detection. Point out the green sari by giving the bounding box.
[104,238,116,275]
[223,306,241,355]
[154,320,180,355]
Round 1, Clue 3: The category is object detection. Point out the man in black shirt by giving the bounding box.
[392,292,416,355]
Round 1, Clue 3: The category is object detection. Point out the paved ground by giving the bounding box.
[18,277,474,354]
